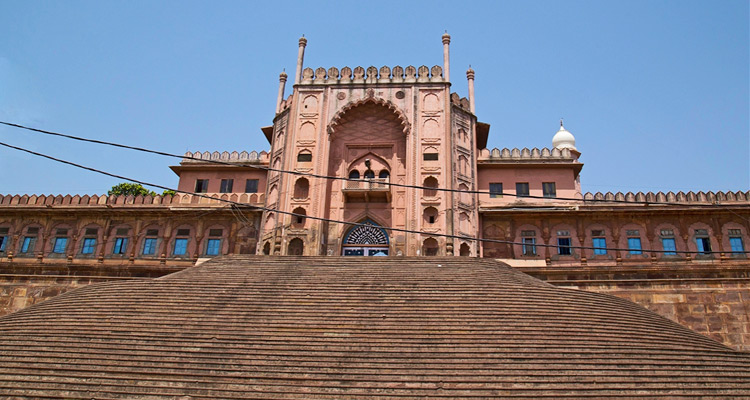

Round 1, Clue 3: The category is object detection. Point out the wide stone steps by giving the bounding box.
[0,255,748,398]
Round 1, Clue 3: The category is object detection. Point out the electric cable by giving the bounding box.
[2,120,746,207]
[1,139,746,256]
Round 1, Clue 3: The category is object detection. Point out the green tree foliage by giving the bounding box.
[108,183,177,197]
[108,183,157,197]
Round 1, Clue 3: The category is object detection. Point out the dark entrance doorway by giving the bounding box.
[342,220,389,256]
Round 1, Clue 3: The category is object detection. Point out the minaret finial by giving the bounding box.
[560,118,564,127]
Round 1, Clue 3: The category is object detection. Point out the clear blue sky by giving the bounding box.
[1,0,748,195]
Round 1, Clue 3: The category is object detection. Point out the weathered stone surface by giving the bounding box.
[0,256,748,398]
[522,261,750,351]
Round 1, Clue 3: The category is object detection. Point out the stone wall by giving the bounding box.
[518,260,750,351]
[0,261,184,316]
[2,257,749,352]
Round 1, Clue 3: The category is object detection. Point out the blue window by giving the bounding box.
[173,238,188,256]
[628,238,642,255]
[522,237,536,255]
[730,237,744,254]
[52,237,68,253]
[661,238,676,255]
[0,236,6,252]
[206,239,221,256]
[696,237,711,255]
[592,237,607,255]
[21,237,35,253]
[143,238,157,255]
[81,238,97,254]
[557,237,571,255]
[113,238,127,254]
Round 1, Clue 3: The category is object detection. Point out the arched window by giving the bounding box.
[264,213,275,231]
[262,241,271,255]
[297,150,312,162]
[379,170,390,179]
[349,170,360,179]
[364,170,375,179]
[458,183,471,205]
[288,238,304,255]
[459,212,471,233]
[423,206,438,224]
[292,207,306,229]
[423,177,438,197]
[293,178,310,199]
[459,243,471,256]
[423,238,439,256]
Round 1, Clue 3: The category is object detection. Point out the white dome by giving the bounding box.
[552,121,577,150]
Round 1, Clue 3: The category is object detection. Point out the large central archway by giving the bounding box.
[342,219,389,256]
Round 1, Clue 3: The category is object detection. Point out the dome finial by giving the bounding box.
[552,120,577,151]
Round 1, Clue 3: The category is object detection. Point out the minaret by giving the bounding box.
[466,67,475,114]
[442,32,451,82]
[276,71,287,114]
[294,36,307,85]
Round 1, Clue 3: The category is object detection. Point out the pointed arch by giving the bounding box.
[343,219,390,246]
[328,97,410,136]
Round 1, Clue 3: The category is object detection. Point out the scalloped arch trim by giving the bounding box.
[328,97,410,136]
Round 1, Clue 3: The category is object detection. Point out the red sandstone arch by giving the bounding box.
[327,97,410,136]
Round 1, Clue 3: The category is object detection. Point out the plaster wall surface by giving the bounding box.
[477,166,579,206]
[175,168,267,195]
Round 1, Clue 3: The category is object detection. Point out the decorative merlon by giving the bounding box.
[0,193,266,207]
[182,150,269,163]
[478,147,577,161]
[582,190,750,204]
[299,65,444,85]
[450,93,471,112]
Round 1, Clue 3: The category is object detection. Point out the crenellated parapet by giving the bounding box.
[478,147,578,161]
[298,65,445,85]
[582,190,750,204]
[450,93,471,112]
[278,94,293,113]
[181,150,269,164]
[0,192,265,207]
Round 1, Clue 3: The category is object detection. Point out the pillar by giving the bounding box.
[276,71,288,114]
[294,36,307,85]
[466,67,475,114]
[442,32,450,82]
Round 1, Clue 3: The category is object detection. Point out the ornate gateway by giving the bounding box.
[342,220,389,256]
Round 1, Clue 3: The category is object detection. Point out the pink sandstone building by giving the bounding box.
[0,35,749,350]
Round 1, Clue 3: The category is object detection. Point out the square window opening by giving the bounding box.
[245,179,259,193]
[489,183,503,198]
[81,238,97,254]
[557,237,572,255]
[516,182,530,198]
[542,182,556,198]
[206,239,221,256]
[195,179,209,193]
[219,179,234,193]
[173,238,188,256]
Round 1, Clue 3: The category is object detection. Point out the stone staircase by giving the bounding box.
[0,255,748,398]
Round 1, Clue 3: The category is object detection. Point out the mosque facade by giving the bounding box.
[1,35,749,350]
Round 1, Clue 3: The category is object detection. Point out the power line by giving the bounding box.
[1,139,745,256]
[2,120,745,208]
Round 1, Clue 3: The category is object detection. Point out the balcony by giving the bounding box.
[342,178,391,202]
